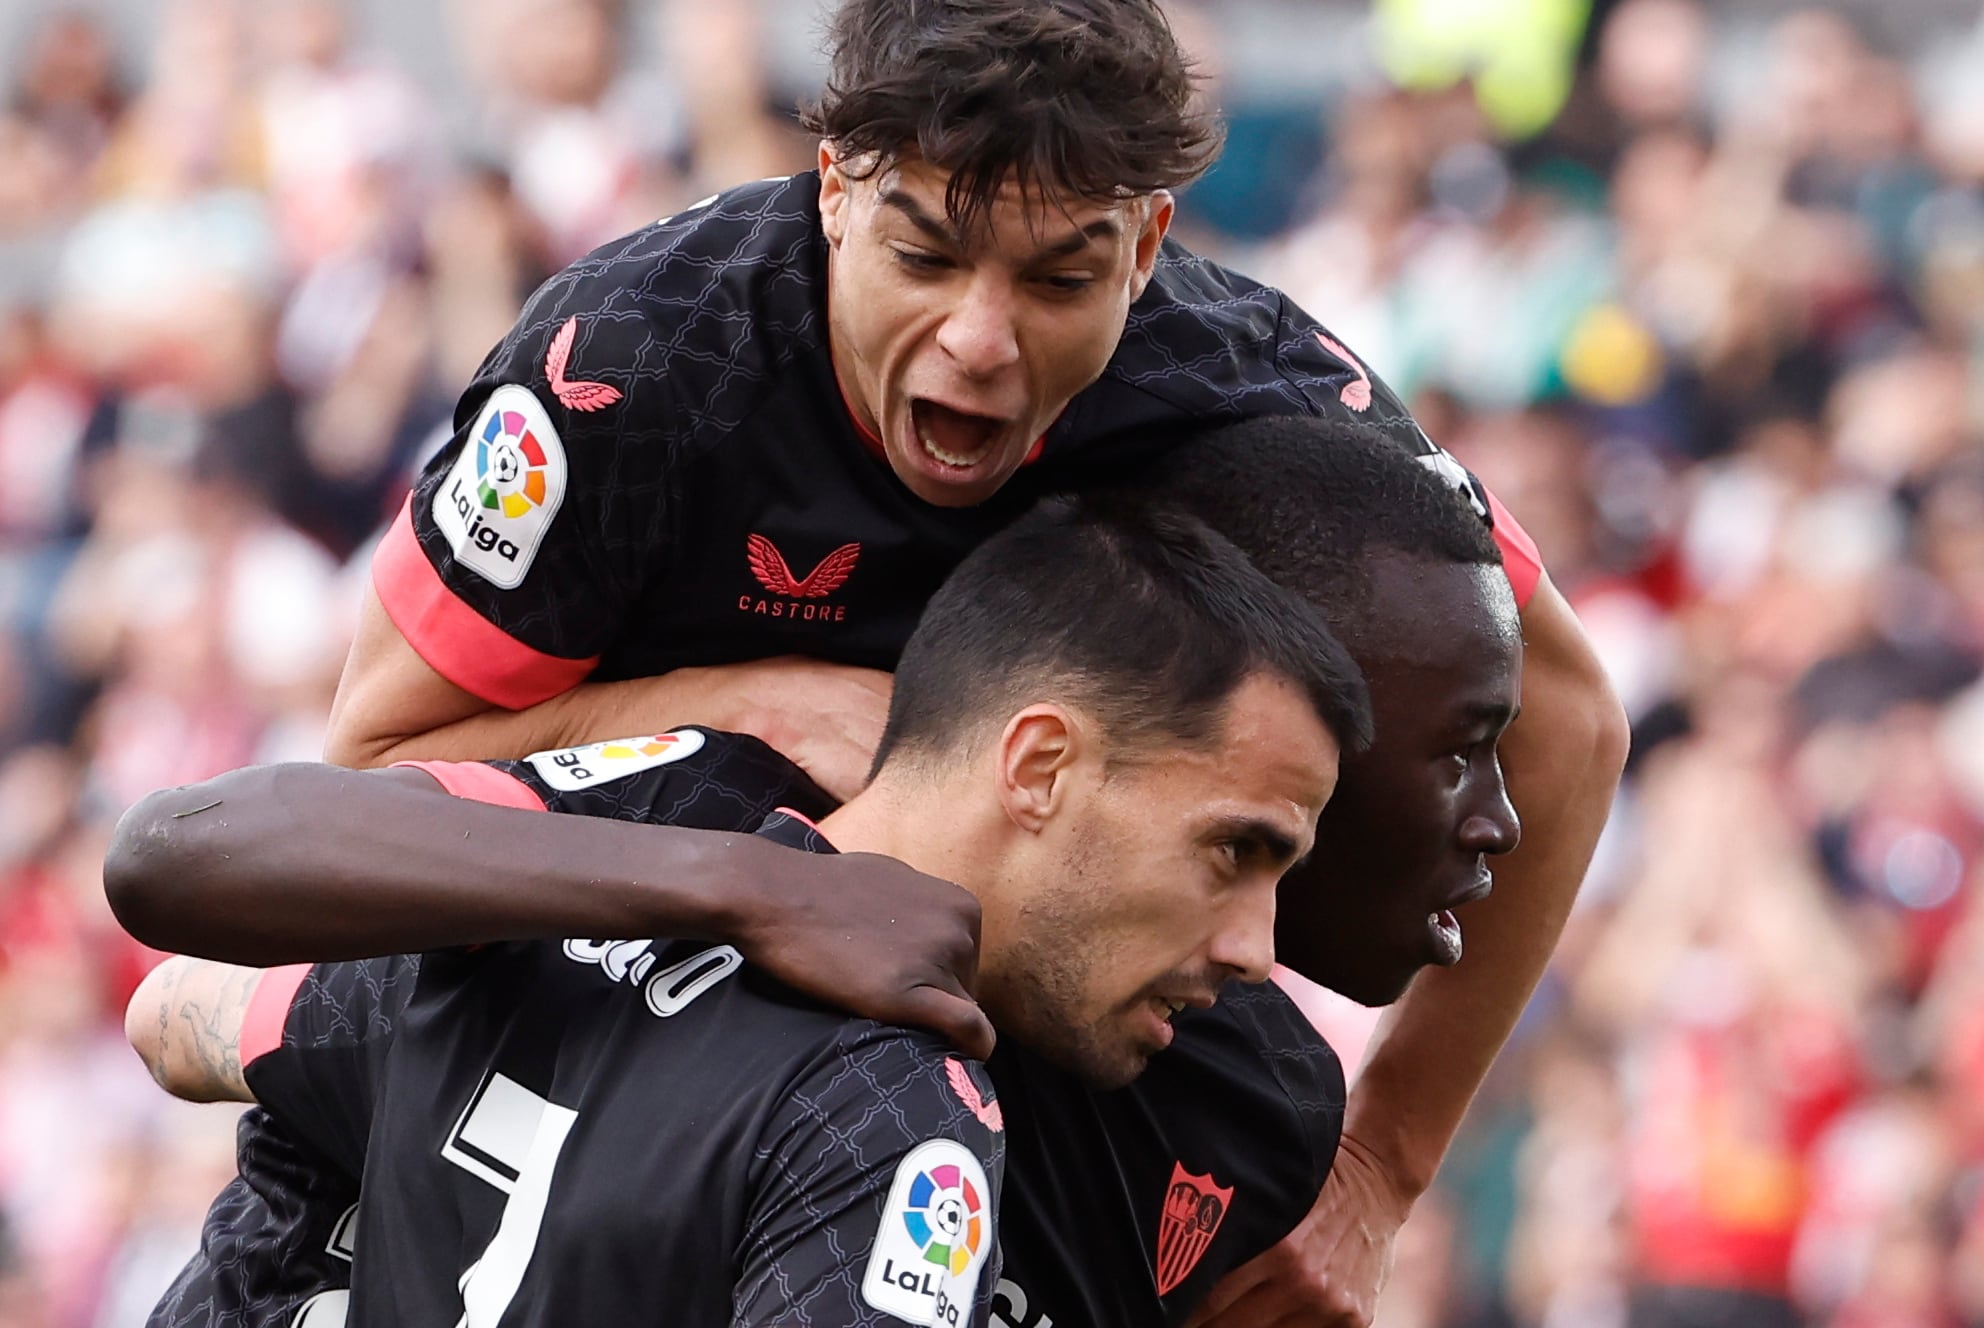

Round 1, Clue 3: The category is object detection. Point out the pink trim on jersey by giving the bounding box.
[1270,964,1381,1086]
[392,760,548,812]
[371,498,598,710]
[240,964,313,1068]
[1483,487,1544,609]
[773,805,823,831]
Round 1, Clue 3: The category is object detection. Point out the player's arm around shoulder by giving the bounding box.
[735,1025,1007,1328]
[325,292,677,769]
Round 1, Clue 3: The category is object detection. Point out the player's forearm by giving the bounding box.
[324,586,747,769]
[125,955,263,1103]
[103,764,769,964]
[329,673,731,770]
[1342,578,1628,1200]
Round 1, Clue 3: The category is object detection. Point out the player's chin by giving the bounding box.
[1323,948,1425,1008]
[1053,1027,1156,1091]
[1082,1047,1154,1092]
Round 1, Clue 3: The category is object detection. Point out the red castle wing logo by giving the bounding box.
[944,1058,1004,1133]
[746,534,862,599]
[1155,1162,1234,1297]
[545,316,624,413]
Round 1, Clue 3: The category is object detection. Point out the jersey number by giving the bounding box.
[287,1205,358,1328]
[440,1072,579,1328]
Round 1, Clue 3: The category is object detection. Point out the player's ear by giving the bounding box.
[1127,191,1173,301]
[819,142,848,247]
[994,705,1084,833]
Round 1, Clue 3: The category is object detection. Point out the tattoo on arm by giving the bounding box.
[176,966,258,1102]
[143,957,261,1102]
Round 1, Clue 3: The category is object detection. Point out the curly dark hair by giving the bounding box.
[801,0,1224,232]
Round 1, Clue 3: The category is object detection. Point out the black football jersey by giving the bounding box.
[245,810,1007,1328]
[157,730,1343,1328]
[147,729,833,1328]
[987,982,1343,1328]
[373,172,1539,708]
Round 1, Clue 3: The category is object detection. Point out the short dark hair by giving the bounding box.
[802,0,1224,233]
[1128,416,1506,653]
[873,496,1371,776]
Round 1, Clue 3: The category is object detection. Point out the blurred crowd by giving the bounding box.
[1,0,1982,1324]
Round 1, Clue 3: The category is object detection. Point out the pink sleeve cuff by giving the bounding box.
[371,497,599,710]
[241,964,313,1067]
[392,760,548,811]
[1483,487,1544,609]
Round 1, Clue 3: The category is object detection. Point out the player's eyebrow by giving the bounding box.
[879,189,963,249]
[1212,816,1303,868]
[1469,700,1521,732]
[880,188,1119,257]
[1035,218,1120,258]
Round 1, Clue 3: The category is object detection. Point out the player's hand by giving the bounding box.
[1185,1134,1410,1328]
[734,847,996,1061]
[691,657,893,802]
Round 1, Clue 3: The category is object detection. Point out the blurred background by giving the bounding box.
[2,0,1983,1324]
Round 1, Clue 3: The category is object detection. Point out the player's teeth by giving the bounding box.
[917,424,979,468]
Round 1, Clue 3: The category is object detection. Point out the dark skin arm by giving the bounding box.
[103,763,994,1059]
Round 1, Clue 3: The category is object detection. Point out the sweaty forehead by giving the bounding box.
[1361,556,1520,678]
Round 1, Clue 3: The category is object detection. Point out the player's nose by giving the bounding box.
[1206,893,1275,985]
[1459,777,1520,857]
[936,276,1020,378]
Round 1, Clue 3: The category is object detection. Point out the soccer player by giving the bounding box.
[321,3,1627,1314]
[114,494,1370,1328]
[116,418,1523,1326]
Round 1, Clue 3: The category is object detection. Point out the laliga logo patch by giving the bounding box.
[434,384,567,589]
[863,1138,991,1325]
[526,727,706,792]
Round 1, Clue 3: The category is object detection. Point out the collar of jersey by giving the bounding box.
[755,807,837,855]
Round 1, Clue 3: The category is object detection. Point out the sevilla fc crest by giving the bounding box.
[1155,1161,1234,1296]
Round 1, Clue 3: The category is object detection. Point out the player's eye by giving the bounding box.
[1036,273,1095,296]
[891,247,952,274]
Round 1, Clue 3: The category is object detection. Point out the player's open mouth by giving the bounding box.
[1428,910,1463,966]
[912,398,1006,471]
[1142,998,1180,1050]
[1427,867,1494,966]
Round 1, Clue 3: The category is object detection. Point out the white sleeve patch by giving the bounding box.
[1414,447,1491,520]
[432,384,568,589]
[524,727,706,792]
[862,1137,994,1326]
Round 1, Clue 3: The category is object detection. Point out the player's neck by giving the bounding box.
[816,780,994,898]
